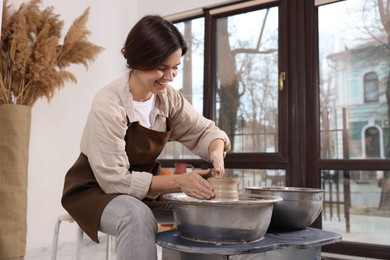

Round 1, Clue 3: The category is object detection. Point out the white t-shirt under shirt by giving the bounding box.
[133,94,156,128]
[80,72,230,199]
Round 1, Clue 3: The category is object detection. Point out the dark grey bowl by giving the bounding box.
[245,187,324,231]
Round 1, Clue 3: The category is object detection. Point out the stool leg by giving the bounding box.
[50,219,62,260]
[106,235,111,260]
[75,226,84,260]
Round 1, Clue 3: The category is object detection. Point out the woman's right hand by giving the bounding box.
[176,169,215,200]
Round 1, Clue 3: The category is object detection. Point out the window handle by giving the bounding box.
[279,72,286,92]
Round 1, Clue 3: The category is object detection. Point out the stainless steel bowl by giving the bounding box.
[245,187,324,231]
[163,193,282,244]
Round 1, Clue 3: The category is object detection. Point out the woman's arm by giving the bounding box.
[148,169,215,199]
[167,89,230,160]
[208,138,226,177]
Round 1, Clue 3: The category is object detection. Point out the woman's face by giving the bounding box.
[134,49,182,99]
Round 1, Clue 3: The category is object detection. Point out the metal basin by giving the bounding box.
[245,187,324,231]
[163,193,282,244]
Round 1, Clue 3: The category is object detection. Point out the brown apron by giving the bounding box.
[62,120,172,242]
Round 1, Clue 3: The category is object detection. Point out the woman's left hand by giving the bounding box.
[208,139,226,177]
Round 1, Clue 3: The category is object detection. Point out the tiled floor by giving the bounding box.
[25,212,389,260]
[25,234,383,260]
[25,235,163,260]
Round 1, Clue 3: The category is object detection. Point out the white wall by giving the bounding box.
[10,0,226,251]
[137,0,226,16]
[18,0,139,249]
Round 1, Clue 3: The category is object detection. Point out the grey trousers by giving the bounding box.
[99,195,158,260]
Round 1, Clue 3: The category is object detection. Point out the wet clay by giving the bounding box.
[208,177,239,201]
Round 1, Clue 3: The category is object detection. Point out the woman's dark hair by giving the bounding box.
[121,15,187,70]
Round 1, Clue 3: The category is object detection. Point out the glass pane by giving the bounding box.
[232,168,286,192]
[171,18,204,113]
[321,169,390,246]
[215,8,279,153]
[159,18,205,160]
[157,167,286,192]
[318,0,390,159]
[364,72,379,103]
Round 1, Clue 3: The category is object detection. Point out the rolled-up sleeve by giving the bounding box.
[167,89,230,160]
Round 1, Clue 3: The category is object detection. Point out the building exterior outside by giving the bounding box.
[327,42,390,182]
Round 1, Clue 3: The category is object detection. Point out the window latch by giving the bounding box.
[279,72,286,92]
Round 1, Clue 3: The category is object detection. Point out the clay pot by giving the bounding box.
[161,169,172,176]
[174,163,194,174]
[208,177,239,201]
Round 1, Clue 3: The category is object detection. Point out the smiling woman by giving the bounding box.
[129,49,183,101]
[61,14,230,260]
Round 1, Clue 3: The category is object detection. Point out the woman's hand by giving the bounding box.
[208,139,226,177]
[176,169,215,199]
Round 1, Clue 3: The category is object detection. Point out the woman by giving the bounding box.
[61,15,230,259]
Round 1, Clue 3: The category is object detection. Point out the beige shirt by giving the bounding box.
[80,73,230,200]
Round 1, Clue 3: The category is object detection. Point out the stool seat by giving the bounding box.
[51,213,112,260]
[57,213,75,222]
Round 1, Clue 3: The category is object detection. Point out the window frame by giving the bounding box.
[312,0,390,258]
[364,71,380,103]
[160,1,390,258]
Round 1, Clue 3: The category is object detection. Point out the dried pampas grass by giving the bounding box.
[0,0,103,106]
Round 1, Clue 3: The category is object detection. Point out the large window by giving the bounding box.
[159,0,390,258]
[215,8,279,153]
[159,17,205,160]
[317,0,390,256]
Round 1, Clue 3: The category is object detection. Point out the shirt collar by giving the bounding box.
[119,71,169,123]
